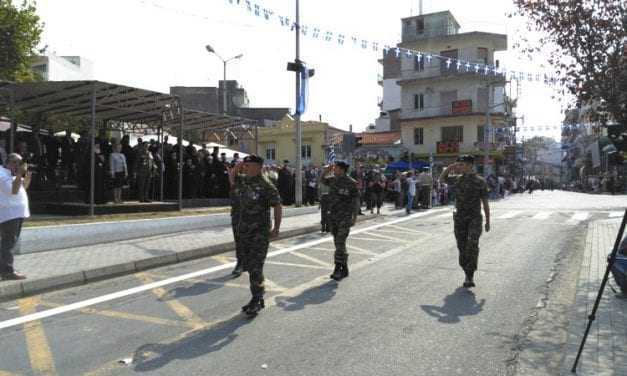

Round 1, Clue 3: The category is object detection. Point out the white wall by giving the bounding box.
[382,79,401,111]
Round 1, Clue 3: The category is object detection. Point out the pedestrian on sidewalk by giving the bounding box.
[440,155,490,288]
[0,153,31,280]
[228,155,282,317]
[406,171,417,215]
[321,162,359,281]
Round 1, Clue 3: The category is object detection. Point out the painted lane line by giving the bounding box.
[497,211,522,219]
[0,209,446,331]
[567,212,590,225]
[609,211,624,218]
[18,297,57,375]
[290,251,333,268]
[532,211,552,220]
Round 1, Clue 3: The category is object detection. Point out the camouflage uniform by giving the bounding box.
[231,175,281,298]
[323,174,360,265]
[447,173,489,274]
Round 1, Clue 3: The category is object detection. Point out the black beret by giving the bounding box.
[457,155,475,164]
[335,161,350,170]
[244,154,264,164]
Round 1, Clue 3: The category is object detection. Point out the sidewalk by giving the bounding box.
[0,208,397,302]
[563,218,627,375]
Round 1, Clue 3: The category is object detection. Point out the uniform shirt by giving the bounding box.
[0,166,30,223]
[231,175,281,233]
[418,172,433,186]
[448,173,489,217]
[323,174,359,219]
[109,152,128,174]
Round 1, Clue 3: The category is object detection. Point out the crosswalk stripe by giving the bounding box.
[532,212,552,220]
[567,212,590,224]
[497,211,522,219]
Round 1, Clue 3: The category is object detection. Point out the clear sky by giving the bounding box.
[36,0,566,139]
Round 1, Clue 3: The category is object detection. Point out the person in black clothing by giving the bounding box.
[278,161,294,205]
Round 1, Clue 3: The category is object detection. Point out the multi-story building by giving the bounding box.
[170,80,249,115]
[393,11,509,172]
[31,54,94,81]
[245,115,348,166]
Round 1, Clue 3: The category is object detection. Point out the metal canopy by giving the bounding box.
[0,80,255,216]
[0,80,250,131]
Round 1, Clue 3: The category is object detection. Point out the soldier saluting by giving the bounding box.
[321,161,360,281]
[228,155,282,316]
[440,155,490,288]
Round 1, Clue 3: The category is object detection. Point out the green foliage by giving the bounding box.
[0,0,45,82]
[513,0,626,125]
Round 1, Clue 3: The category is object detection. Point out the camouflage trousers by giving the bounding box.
[235,229,270,298]
[453,213,483,273]
[330,217,352,264]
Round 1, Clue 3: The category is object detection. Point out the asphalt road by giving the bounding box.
[0,192,624,375]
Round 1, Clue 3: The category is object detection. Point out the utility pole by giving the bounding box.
[294,0,303,207]
[484,83,492,178]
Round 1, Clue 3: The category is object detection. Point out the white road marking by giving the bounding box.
[0,208,447,331]
[609,211,624,218]
[532,211,552,220]
[567,212,590,225]
[497,211,522,219]
[432,212,453,220]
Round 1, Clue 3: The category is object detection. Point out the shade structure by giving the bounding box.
[0,80,255,215]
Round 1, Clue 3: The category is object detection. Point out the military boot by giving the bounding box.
[231,262,244,278]
[244,297,265,317]
[341,262,349,279]
[330,263,344,281]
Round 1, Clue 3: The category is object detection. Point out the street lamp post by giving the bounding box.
[205,45,243,115]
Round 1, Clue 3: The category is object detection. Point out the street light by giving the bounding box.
[205,44,243,115]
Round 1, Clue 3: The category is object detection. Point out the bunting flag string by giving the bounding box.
[225,0,561,87]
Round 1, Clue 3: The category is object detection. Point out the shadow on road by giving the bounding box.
[420,287,485,324]
[275,281,338,311]
[159,274,234,301]
[132,313,251,372]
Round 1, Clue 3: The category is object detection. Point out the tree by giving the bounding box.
[512,0,626,126]
[0,0,44,82]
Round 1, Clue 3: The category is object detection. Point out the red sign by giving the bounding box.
[437,142,460,154]
[452,100,472,115]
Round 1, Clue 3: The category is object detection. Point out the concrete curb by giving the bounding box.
[0,214,377,302]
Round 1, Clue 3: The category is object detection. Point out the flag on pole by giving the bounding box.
[327,145,336,164]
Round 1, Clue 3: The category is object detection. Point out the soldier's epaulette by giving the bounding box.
[262,176,277,189]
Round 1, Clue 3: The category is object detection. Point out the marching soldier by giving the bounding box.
[321,162,360,281]
[440,155,490,288]
[228,155,282,316]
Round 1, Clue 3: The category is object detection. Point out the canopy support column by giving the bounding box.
[178,102,184,211]
[89,83,96,217]
[159,116,165,201]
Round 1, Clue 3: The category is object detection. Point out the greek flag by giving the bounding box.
[327,146,336,164]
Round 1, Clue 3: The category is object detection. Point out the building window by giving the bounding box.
[301,144,312,160]
[414,128,424,145]
[477,126,485,143]
[440,49,459,73]
[477,47,488,64]
[414,93,424,111]
[416,19,425,34]
[265,143,276,161]
[442,126,464,143]
[414,56,425,71]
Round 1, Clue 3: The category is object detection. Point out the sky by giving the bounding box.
[36,0,567,139]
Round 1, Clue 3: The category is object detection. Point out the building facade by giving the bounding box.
[170,80,249,115]
[394,11,510,172]
[31,54,94,81]
[246,115,348,166]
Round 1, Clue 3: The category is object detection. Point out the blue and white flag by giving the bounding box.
[327,146,336,164]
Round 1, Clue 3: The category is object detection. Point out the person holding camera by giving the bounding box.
[440,155,490,288]
[0,153,31,280]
